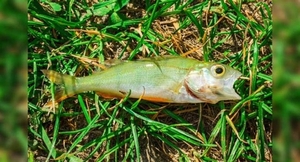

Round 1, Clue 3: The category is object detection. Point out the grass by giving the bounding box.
[28,0,272,161]
[272,1,300,161]
[0,1,27,161]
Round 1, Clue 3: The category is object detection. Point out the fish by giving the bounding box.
[42,56,242,104]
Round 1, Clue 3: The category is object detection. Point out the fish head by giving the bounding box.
[184,63,242,104]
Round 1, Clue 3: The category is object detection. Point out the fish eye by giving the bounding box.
[215,67,223,74]
[211,65,226,77]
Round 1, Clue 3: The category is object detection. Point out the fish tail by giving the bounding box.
[41,70,77,103]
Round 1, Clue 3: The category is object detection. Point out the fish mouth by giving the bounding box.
[223,71,242,100]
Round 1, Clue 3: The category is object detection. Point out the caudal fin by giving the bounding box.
[42,70,77,104]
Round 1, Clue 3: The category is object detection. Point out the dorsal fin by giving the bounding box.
[103,59,127,68]
[92,59,128,74]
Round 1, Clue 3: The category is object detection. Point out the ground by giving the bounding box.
[28,0,272,161]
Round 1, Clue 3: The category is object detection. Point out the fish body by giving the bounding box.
[42,56,242,104]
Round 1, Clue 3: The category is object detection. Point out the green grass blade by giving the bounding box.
[78,95,91,124]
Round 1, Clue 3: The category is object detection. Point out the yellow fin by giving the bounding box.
[142,96,171,102]
[42,70,77,103]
